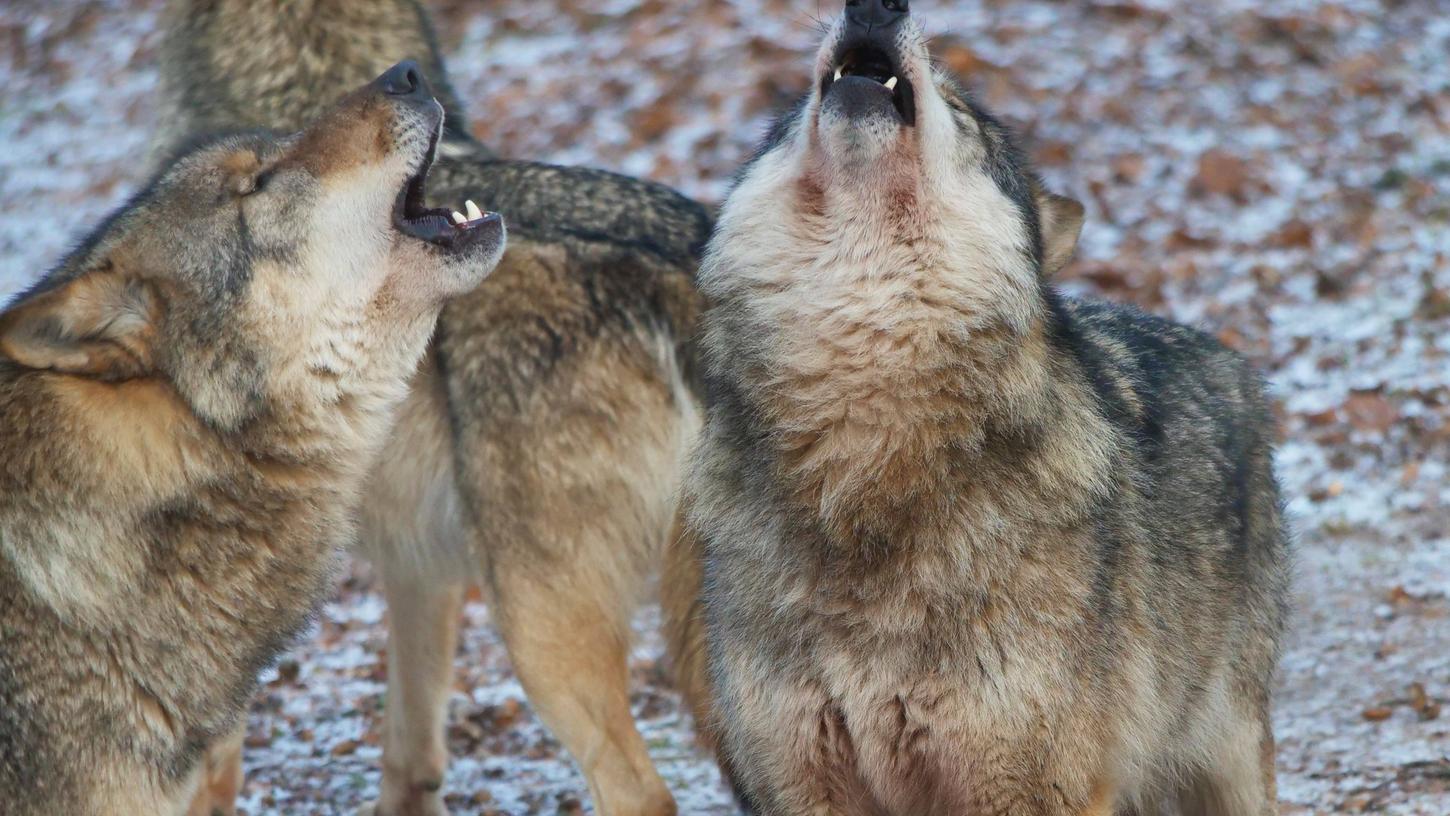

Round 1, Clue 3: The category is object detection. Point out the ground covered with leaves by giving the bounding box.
[1,0,1447,813]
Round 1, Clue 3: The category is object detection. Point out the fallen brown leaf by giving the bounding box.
[1344,391,1398,434]
[1409,682,1441,721]
[1362,706,1393,722]
[1192,149,1255,200]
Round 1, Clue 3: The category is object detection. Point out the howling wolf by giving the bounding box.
[0,63,504,816]
[684,2,1292,814]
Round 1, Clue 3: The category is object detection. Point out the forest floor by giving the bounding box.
[1,0,1447,813]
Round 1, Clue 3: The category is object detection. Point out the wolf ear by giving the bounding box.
[0,267,162,381]
[1036,190,1085,276]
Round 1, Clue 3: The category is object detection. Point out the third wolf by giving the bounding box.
[683,1,1292,814]
[154,2,711,815]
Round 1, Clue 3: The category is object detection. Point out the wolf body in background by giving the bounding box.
[684,1,1292,814]
[0,65,504,816]
[154,2,711,815]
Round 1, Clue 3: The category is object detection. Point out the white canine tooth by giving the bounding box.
[465,200,483,221]
[885,76,898,91]
[834,66,843,82]
[451,211,467,224]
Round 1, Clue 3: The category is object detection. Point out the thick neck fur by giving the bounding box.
[701,124,1102,560]
[0,309,430,628]
[0,310,431,786]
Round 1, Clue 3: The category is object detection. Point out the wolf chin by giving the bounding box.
[684,2,1292,814]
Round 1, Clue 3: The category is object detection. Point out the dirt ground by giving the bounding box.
[1,0,1446,813]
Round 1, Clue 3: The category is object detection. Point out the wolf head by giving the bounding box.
[1,62,504,431]
[705,0,1084,322]
[156,0,482,160]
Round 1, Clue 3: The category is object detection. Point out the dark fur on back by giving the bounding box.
[155,0,713,269]
[157,0,479,155]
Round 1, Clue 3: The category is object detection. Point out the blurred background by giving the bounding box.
[1,0,1447,813]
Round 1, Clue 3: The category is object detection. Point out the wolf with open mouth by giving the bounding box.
[0,62,503,816]
[684,2,1291,814]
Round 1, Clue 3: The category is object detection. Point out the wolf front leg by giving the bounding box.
[1176,701,1279,816]
[360,578,465,816]
[184,724,245,816]
[711,671,887,816]
[354,356,472,816]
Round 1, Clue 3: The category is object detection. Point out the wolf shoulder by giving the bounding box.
[1048,290,1277,447]
[1046,289,1288,577]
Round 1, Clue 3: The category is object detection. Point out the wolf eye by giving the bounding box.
[232,175,258,197]
[234,170,274,198]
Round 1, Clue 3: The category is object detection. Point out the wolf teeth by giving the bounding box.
[465,200,483,221]
[451,211,467,224]
[885,76,898,91]
[834,66,843,82]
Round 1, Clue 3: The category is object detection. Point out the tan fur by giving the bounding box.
[184,725,244,816]
[1036,190,1086,276]
[182,199,707,815]
[661,508,715,752]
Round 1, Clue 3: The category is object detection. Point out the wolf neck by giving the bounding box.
[715,172,1061,552]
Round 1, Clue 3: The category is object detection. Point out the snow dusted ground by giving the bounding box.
[3,0,1448,813]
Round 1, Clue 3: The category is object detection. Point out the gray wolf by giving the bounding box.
[684,1,1292,813]
[0,62,504,816]
[153,2,712,814]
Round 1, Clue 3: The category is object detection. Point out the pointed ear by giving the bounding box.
[0,267,162,381]
[1036,190,1085,276]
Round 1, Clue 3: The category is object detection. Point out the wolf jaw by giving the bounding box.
[392,114,499,249]
[801,10,971,188]
[818,37,917,126]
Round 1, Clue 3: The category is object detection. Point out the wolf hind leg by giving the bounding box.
[449,334,691,815]
[485,530,676,816]
[1176,704,1277,816]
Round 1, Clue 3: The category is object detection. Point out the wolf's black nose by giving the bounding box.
[845,0,908,28]
[378,60,427,98]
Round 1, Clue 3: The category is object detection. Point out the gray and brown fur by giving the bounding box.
[0,73,503,816]
[685,4,1291,815]
[153,2,712,815]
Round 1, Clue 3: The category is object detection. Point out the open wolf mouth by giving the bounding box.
[821,41,917,126]
[393,120,499,249]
